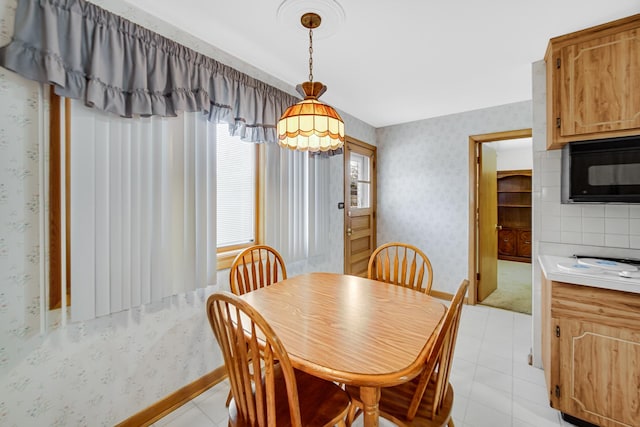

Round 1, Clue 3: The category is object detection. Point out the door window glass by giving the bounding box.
[350,152,371,208]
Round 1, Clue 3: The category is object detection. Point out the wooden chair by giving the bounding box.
[346,279,469,427]
[226,245,287,406]
[207,291,350,427]
[368,242,434,294]
[230,245,287,296]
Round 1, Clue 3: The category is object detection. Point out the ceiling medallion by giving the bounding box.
[276,0,346,40]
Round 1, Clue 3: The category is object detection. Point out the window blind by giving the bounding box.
[216,125,256,248]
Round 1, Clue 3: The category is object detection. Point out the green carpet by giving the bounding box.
[480,260,532,315]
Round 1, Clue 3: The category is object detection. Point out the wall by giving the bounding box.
[496,139,533,171]
[0,0,375,425]
[530,59,640,367]
[376,101,532,296]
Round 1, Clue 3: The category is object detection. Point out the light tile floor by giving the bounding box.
[153,303,578,427]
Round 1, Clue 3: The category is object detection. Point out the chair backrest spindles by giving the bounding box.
[207,291,304,427]
[406,279,469,421]
[368,242,434,294]
[230,245,287,296]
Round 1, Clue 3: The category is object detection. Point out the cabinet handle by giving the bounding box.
[496,225,503,231]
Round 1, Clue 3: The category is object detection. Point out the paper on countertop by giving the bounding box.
[577,258,639,272]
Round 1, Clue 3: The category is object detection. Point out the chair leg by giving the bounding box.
[225,389,232,407]
[447,418,455,427]
[346,403,361,427]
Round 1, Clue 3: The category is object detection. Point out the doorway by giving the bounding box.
[343,137,377,277]
[468,129,533,314]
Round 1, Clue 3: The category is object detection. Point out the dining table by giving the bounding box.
[238,271,448,427]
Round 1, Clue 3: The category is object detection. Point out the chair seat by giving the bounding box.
[230,366,350,427]
[346,374,453,427]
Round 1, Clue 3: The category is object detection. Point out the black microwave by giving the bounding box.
[561,136,640,203]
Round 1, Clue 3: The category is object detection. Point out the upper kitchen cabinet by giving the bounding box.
[545,14,640,149]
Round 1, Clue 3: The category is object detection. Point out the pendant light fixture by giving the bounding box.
[277,12,345,152]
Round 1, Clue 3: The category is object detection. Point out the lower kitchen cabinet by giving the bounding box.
[541,276,640,427]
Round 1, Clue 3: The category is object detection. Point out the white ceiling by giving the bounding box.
[124,0,639,128]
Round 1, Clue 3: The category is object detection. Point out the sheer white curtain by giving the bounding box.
[264,144,330,263]
[308,154,331,258]
[69,100,216,321]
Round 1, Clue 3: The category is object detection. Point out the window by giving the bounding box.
[349,152,371,208]
[216,124,262,269]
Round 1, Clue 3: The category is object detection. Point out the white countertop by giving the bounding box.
[539,255,640,294]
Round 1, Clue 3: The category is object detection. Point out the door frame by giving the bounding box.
[468,128,532,304]
[343,136,377,276]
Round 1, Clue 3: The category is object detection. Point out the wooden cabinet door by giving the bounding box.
[498,229,516,256]
[516,230,531,258]
[545,15,640,148]
[557,27,640,139]
[546,281,640,426]
[555,318,640,427]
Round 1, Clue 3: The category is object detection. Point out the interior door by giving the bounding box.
[344,138,376,277]
[478,143,498,301]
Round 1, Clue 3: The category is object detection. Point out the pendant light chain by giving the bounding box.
[308,27,314,82]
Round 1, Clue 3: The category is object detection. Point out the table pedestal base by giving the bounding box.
[360,386,381,427]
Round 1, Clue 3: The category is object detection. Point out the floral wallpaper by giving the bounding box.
[0,40,223,426]
[1,0,43,402]
[376,101,533,295]
[0,0,376,425]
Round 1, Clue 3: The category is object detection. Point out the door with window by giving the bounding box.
[344,137,376,277]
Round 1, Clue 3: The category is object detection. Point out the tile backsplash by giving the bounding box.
[537,149,640,250]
